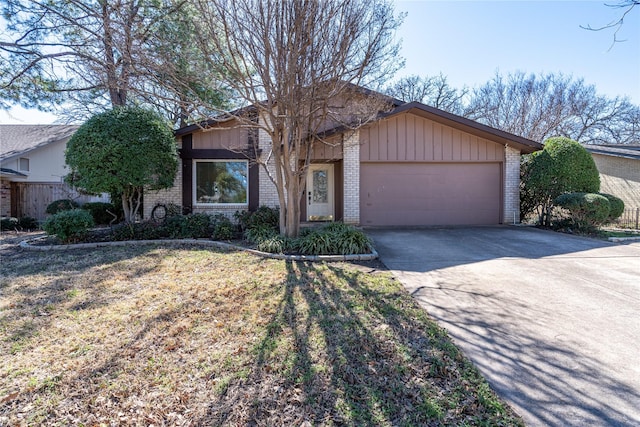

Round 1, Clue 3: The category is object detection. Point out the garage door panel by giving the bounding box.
[360,163,501,226]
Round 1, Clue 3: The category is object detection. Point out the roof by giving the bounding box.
[0,167,27,178]
[173,86,542,154]
[0,124,79,161]
[584,144,640,161]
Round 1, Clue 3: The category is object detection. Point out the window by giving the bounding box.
[194,160,248,205]
[19,158,29,172]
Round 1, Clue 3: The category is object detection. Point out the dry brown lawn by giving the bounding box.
[0,233,523,426]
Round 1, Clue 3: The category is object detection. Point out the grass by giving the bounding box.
[598,229,640,238]
[0,233,523,426]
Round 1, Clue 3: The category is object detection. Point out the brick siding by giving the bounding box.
[592,154,640,209]
[257,126,280,208]
[503,146,521,224]
[143,165,183,220]
[343,131,360,224]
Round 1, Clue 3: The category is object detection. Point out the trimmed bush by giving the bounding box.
[599,193,625,222]
[212,214,237,240]
[1,217,19,231]
[82,202,118,225]
[18,216,39,231]
[112,214,212,240]
[111,221,162,241]
[46,199,79,215]
[555,192,610,231]
[235,206,279,232]
[521,137,600,225]
[1,216,39,231]
[43,209,94,243]
[181,213,212,238]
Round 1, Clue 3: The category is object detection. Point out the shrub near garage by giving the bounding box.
[555,192,610,231]
[521,137,600,225]
[599,193,625,223]
[43,209,95,243]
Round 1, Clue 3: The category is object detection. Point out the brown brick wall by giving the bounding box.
[592,154,640,209]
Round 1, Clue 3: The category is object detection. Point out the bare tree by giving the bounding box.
[465,71,640,144]
[192,0,403,237]
[582,1,639,46]
[384,74,468,114]
[0,0,227,126]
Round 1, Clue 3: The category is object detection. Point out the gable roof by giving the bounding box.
[378,102,542,154]
[173,85,542,154]
[0,124,78,161]
[585,144,640,161]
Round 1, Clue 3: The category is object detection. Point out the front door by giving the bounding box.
[307,164,334,221]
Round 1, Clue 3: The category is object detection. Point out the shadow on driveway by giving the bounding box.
[368,226,640,427]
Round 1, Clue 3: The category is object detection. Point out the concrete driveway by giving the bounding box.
[367,226,640,427]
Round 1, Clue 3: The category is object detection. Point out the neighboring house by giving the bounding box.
[0,124,106,220]
[585,144,640,210]
[146,89,542,226]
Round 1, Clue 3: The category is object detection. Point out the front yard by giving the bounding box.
[0,234,523,426]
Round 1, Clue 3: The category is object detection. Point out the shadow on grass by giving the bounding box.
[199,261,519,426]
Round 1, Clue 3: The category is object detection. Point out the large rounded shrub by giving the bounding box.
[544,137,600,193]
[43,209,95,243]
[65,107,178,223]
[555,192,610,230]
[521,137,600,225]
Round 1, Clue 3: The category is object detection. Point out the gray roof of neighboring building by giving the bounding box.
[0,124,78,161]
[585,144,640,161]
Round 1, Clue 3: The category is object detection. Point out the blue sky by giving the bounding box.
[394,0,640,102]
[1,0,639,124]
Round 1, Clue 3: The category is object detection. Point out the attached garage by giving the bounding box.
[361,162,501,226]
[357,104,527,227]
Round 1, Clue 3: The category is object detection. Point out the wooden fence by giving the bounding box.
[11,182,109,221]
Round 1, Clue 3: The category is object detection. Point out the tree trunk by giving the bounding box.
[285,180,302,238]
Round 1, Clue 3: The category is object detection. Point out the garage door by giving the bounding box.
[360,163,501,226]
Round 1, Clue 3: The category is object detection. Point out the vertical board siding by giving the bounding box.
[415,118,425,161]
[397,115,407,161]
[424,120,434,161]
[192,125,247,151]
[360,112,506,163]
[433,123,443,161]
[387,117,397,161]
[406,114,416,160]
[311,135,343,160]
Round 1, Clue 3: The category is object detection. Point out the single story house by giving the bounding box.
[145,90,542,227]
[0,124,107,220]
[585,144,640,210]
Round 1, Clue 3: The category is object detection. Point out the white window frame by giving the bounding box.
[193,159,249,207]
